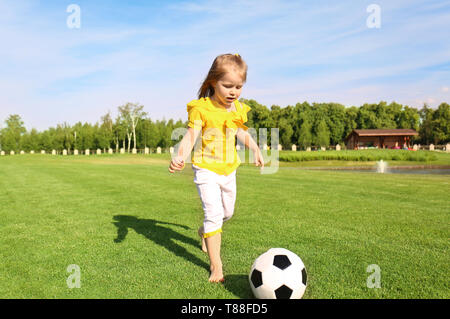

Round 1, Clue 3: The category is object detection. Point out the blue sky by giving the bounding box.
[0,0,449,131]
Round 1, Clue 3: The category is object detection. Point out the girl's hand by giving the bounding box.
[253,149,264,172]
[168,156,185,173]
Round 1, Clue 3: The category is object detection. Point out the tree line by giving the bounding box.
[243,99,449,148]
[0,100,449,153]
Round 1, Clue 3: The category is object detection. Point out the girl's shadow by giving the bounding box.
[112,215,209,271]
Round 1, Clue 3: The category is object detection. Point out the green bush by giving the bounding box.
[278,149,438,162]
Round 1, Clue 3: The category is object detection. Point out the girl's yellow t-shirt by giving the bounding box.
[187,97,251,176]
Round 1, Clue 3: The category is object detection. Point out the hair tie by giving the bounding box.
[234,53,240,57]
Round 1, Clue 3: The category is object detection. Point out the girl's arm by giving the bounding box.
[236,128,258,152]
[236,128,264,170]
[168,127,201,173]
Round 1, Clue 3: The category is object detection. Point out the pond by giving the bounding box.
[321,168,450,175]
[279,164,450,175]
[305,167,450,175]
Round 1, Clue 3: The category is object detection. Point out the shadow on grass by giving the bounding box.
[112,215,209,272]
[223,274,254,299]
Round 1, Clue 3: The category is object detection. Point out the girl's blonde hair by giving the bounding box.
[197,53,248,99]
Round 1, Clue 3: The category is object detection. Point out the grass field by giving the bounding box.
[0,152,449,298]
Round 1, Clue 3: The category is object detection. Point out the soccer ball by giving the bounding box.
[249,248,307,299]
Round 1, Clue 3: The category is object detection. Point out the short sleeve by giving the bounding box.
[187,100,204,129]
[240,102,252,125]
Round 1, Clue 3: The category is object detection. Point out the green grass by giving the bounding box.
[0,153,449,298]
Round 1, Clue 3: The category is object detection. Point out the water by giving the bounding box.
[369,160,448,174]
[281,167,450,174]
[376,160,388,173]
[333,168,450,175]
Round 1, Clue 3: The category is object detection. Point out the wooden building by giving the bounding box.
[345,129,418,150]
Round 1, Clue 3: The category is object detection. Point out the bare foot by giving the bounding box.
[205,232,224,283]
[198,226,207,253]
[209,264,224,283]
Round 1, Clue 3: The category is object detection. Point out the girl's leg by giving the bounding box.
[193,166,230,282]
[221,170,236,222]
[205,232,223,282]
[198,225,207,253]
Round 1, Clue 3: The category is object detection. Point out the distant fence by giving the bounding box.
[0,147,174,156]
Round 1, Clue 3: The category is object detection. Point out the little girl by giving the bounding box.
[168,53,264,282]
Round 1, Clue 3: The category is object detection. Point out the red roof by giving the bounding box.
[351,129,418,136]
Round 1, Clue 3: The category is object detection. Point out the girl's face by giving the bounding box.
[212,69,244,108]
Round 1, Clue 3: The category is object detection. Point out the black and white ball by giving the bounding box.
[249,248,307,299]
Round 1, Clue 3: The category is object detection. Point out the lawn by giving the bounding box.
[0,152,448,298]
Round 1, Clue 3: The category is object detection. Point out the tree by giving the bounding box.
[99,112,114,151]
[48,127,62,151]
[241,98,275,139]
[270,105,282,128]
[117,106,132,152]
[397,105,419,130]
[72,122,84,151]
[297,117,313,149]
[113,115,128,152]
[343,106,358,138]
[324,103,346,145]
[80,123,95,151]
[0,98,445,152]
[38,130,52,152]
[278,117,293,148]
[357,104,376,129]
[20,128,40,152]
[61,122,74,152]
[381,101,401,128]
[314,119,330,148]
[118,102,147,151]
[386,102,403,128]
[143,119,159,148]
[432,103,450,144]
[155,119,171,148]
[2,114,26,152]
[418,104,434,145]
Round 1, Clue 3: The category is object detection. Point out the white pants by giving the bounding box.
[193,165,237,238]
